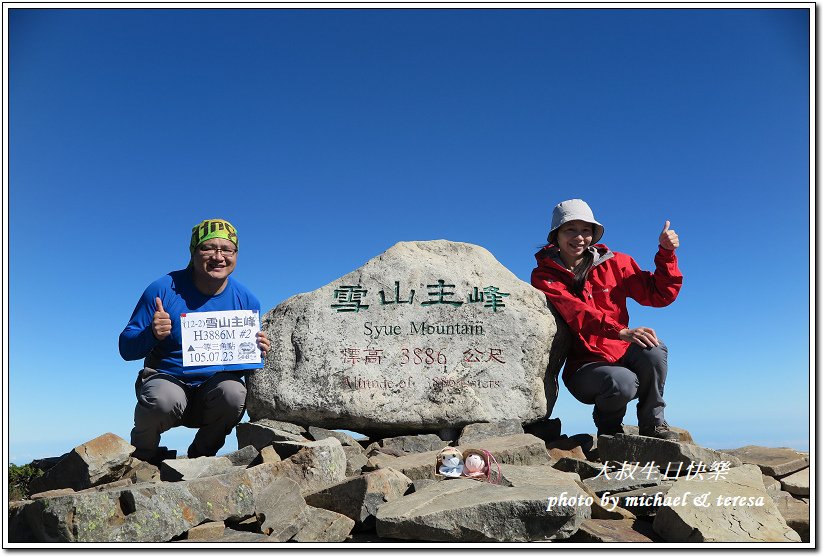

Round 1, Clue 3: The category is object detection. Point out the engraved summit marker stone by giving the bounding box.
[246,240,569,433]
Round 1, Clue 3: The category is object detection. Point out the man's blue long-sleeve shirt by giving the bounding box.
[119,268,262,384]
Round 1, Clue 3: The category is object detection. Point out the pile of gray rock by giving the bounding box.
[8,421,808,543]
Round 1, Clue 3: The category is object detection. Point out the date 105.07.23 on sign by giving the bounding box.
[186,343,259,364]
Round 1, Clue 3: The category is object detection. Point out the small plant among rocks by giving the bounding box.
[8,463,43,502]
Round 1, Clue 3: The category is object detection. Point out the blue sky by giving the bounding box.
[6,7,811,464]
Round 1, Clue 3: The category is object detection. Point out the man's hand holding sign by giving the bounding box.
[256,330,270,358]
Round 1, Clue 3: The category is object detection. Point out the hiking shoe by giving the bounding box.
[132,446,177,467]
[597,425,624,437]
[638,423,680,441]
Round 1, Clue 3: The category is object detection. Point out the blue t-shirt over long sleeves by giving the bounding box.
[119,268,262,385]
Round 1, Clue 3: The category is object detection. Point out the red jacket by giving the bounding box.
[531,244,682,380]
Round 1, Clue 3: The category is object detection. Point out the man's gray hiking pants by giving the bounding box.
[130,368,246,460]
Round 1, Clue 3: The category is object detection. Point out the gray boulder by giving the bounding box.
[364,452,398,472]
[468,433,554,465]
[236,420,307,449]
[720,445,809,477]
[185,521,226,540]
[597,434,742,475]
[121,458,161,484]
[779,467,809,496]
[223,445,260,466]
[458,420,525,446]
[305,468,413,530]
[773,495,810,542]
[307,426,364,447]
[378,433,449,454]
[258,446,282,464]
[652,464,801,542]
[29,433,135,494]
[246,240,569,433]
[497,463,579,488]
[552,457,603,480]
[411,479,437,492]
[763,474,782,492]
[159,456,238,481]
[343,446,369,476]
[267,438,348,495]
[292,507,356,542]
[252,472,309,541]
[375,478,589,541]
[30,488,76,500]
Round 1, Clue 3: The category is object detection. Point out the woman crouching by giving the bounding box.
[531,199,683,440]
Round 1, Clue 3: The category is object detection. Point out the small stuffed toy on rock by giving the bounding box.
[437,447,464,478]
[462,450,488,478]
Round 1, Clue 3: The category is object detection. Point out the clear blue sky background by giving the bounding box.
[7,7,811,464]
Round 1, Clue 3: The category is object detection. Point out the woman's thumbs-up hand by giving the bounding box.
[659,220,680,251]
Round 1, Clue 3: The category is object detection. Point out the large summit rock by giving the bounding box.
[247,240,568,433]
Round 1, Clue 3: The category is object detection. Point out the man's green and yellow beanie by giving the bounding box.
[189,219,239,254]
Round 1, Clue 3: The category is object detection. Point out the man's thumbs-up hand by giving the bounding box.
[658,220,680,251]
[152,297,172,341]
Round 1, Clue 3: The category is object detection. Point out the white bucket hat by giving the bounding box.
[547,199,604,245]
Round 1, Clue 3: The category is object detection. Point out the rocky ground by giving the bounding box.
[7,420,809,544]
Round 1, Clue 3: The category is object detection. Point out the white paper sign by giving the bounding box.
[181,310,261,368]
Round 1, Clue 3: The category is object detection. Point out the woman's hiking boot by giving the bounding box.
[638,423,680,441]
